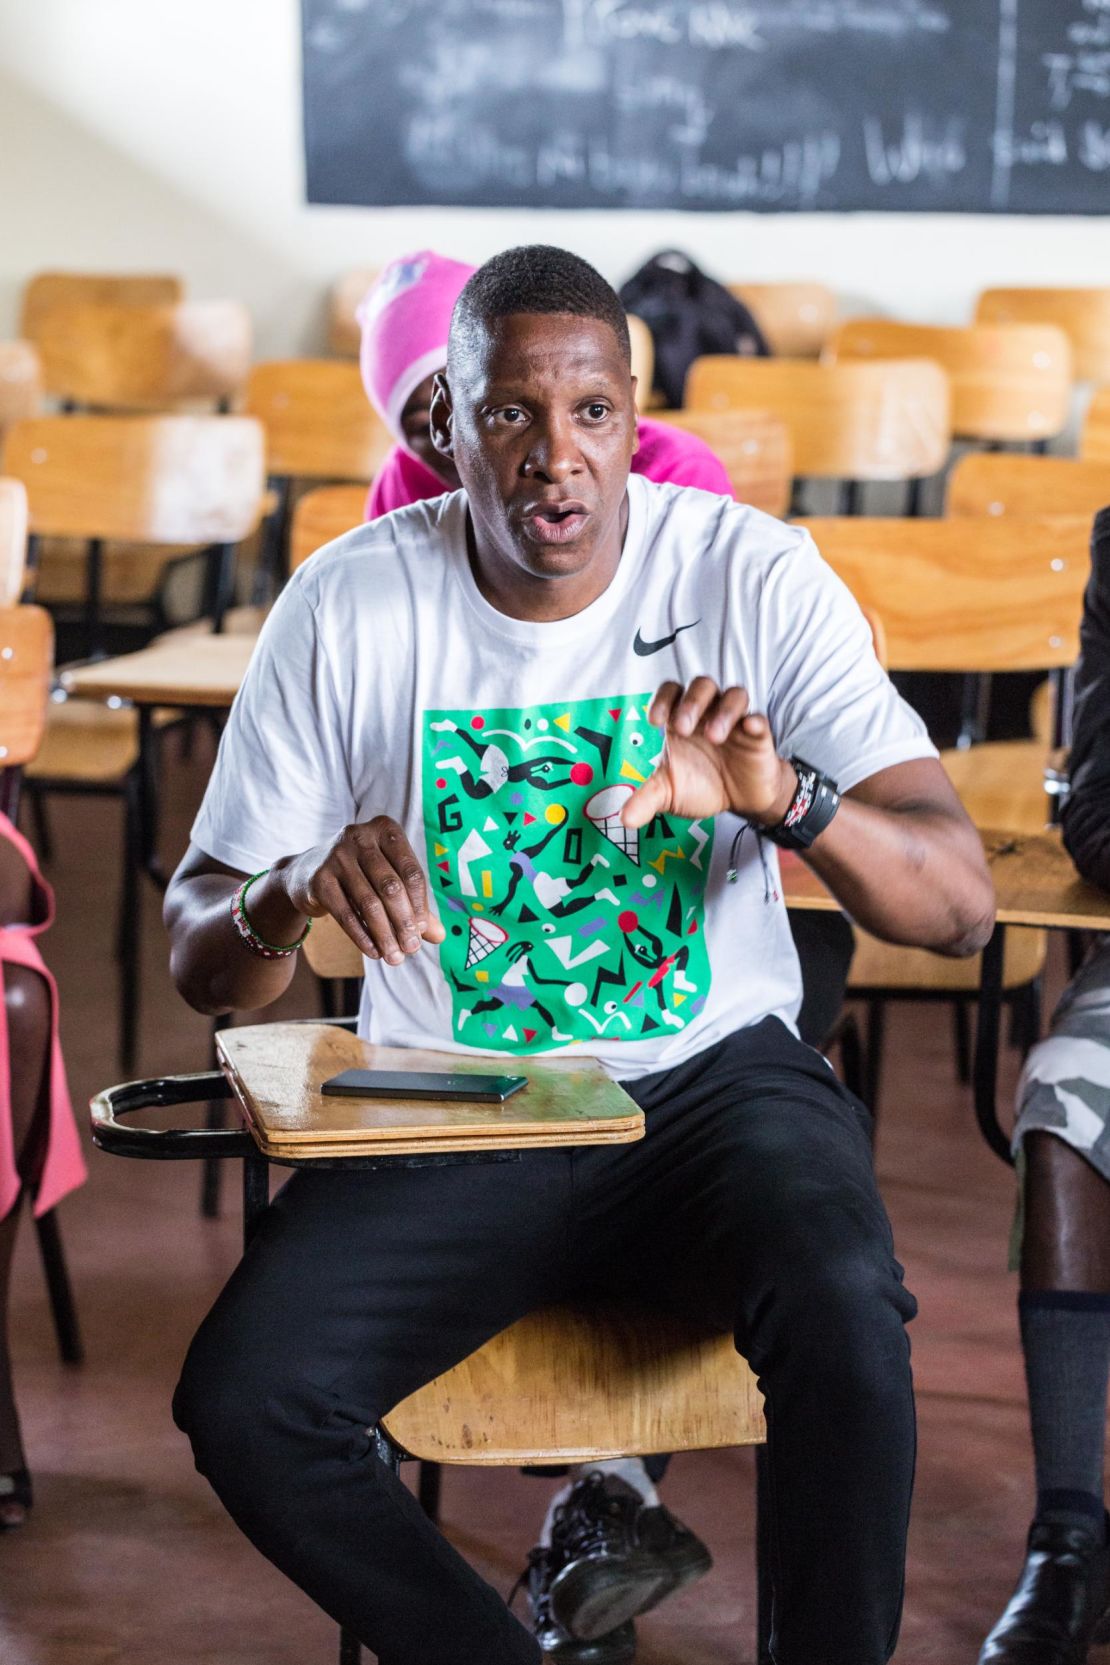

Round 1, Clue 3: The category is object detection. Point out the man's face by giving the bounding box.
[400,374,461,488]
[430,313,638,587]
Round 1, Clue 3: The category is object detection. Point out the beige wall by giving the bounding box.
[3,0,1110,358]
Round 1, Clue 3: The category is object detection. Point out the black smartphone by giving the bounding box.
[321,1068,528,1104]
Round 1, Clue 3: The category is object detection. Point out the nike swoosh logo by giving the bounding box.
[633,620,701,656]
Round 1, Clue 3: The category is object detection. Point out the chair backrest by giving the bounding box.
[684,357,950,481]
[383,1300,764,1463]
[1082,388,1110,463]
[653,408,793,517]
[828,319,1073,443]
[0,343,43,438]
[19,270,183,347]
[797,516,1090,672]
[0,479,29,607]
[245,360,393,482]
[947,452,1110,520]
[975,287,1110,384]
[0,605,53,769]
[1,415,267,545]
[728,281,837,358]
[33,300,252,410]
[289,484,368,573]
[626,314,654,414]
[328,268,378,358]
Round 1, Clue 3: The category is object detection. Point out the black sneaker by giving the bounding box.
[978,1514,1110,1664]
[548,1473,711,1642]
[512,1546,636,1663]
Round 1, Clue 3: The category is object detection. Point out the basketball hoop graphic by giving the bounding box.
[584,783,639,866]
[465,915,508,970]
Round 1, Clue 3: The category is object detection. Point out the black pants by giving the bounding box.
[174,1019,916,1665]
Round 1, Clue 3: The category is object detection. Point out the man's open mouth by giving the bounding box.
[521,500,590,545]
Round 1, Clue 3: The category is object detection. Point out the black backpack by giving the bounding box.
[618,250,770,409]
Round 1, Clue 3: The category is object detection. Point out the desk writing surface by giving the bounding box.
[781,830,1110,933]
[217,1024,644,1160]
[62,633,258,709]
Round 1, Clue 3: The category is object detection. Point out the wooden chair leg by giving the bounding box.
[755,1443,774,1665]
[34,1209,84,1366]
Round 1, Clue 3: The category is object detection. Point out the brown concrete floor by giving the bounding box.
[1,732,1106,1664]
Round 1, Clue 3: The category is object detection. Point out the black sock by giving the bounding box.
[1020,1291,1110,1540]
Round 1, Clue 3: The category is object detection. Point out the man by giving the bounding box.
[167,246,995,1665]
[980,507,1110,1665]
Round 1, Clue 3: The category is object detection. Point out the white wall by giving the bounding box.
[2,0,1110,358]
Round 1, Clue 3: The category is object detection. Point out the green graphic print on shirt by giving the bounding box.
[422,693,714,1054]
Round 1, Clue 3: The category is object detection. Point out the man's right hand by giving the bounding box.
[275,817,445,966]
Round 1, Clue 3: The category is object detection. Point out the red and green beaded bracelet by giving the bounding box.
[230,870,312,960]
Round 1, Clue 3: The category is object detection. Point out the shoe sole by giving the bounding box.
[549,1553,673,1642]
[634,1545,714,1618]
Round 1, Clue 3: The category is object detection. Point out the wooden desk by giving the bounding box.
[62,631,256,709]
[784,830,1110,1162]
[216,1024,644,1161]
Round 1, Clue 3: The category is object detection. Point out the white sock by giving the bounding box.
[537,1458,660,1547]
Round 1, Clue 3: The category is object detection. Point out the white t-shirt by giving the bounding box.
[193,475,935,1080]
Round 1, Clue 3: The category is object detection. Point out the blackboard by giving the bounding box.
[302,0,1110,214]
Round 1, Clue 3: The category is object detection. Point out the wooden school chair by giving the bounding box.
[946,451,1110,521]
[728,281,838,359]
[19,271,183,348]
[3,414,266,1072]
[626,313,655,414]
[975,287,1110,385]
[0,479,29,609]
[288,483,367,574]
[1081,388,1110,463]
[653,409,793,517]
[244,360,392,595]
[0,602,83,1368]
[796,515,1090,1106]
[827,319,1073,448]
[684,355,950,514]
[327,268,378,358]
[0,343,43,442]
[32,300,253,413]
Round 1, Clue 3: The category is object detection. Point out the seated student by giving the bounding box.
[980,508,1110,1665]
[167,246,995,1665]
[0,812,86,1529]
[358,249,734,521]
[357,246,857,1658]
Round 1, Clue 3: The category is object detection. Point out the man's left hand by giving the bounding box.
[622,678,797,830]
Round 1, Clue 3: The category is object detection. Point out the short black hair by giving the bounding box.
[448,246,631,375]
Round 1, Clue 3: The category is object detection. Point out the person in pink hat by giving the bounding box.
[358,249,733,522]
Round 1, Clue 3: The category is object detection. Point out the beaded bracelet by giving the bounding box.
[231,870,312,960]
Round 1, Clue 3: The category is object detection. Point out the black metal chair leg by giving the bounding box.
[755,1444,774,1665]
[418,1460,442,1524]
[338,1629,362,1664]
[864,998,886,1115]
[200,1015,234,1218]
[119,768,143,1075]
[24,780,54,864]
[34,1209,84,1366]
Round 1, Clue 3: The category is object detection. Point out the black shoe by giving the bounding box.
[979,1516,1110,1664]
[548,1473,712,1642]
[512,1546,636,1663]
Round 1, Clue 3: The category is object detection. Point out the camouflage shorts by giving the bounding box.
[1013,935,1110,1184]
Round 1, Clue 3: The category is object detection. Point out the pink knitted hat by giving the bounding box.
[357,251,477,451]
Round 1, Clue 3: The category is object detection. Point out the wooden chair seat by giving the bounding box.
[384,1302,764,1465]
[941,740,1051,835]
[1082,388,1110,463]
[848,924,1045,995]
[25,701,141,782]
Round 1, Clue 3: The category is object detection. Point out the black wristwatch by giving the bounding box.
[761,758,841,851]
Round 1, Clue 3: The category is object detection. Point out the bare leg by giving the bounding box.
[1021,1132,1110,1294]
[0,838,52,1523]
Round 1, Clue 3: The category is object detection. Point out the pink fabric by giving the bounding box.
[357,252,477,449]
[0,813,86,1220]
[366,416,734,522]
